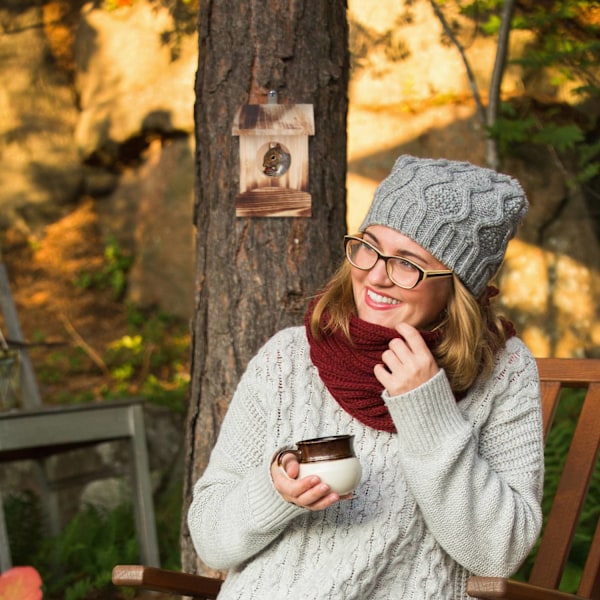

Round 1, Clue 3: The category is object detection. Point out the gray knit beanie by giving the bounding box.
[359,155,529,297]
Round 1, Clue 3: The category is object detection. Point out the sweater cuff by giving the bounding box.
[383,369,468,454]
[246,460,306,532]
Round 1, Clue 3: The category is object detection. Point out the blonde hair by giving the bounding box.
[310,268,509,393]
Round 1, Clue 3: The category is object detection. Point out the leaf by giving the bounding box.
[0,566,42,600]
[531,124,584,152]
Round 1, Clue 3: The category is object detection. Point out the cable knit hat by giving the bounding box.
[359,155,529,297]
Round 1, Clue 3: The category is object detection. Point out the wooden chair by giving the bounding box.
[467,357,600,600]
[112,357,600,599]
[0,258,160,571]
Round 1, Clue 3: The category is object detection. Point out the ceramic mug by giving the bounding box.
[276,434,362,495]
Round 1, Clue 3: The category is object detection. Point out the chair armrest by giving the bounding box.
[467,577,585,600]
[112,564,223,598]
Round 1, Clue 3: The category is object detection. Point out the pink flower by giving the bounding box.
[0,566,43,600]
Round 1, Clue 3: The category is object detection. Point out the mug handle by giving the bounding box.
[276,448,301,468]
[275,449,303,481]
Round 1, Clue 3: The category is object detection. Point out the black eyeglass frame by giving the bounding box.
[344,235,454,290]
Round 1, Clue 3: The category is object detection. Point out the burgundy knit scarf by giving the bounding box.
[304,287,515,433]
[304,302,444,433]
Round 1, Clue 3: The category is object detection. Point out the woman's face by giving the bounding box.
[350,225,453,330]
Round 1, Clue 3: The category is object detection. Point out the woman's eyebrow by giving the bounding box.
[362,231,430,263]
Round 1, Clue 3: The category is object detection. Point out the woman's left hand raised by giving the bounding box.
[374,322,440,397]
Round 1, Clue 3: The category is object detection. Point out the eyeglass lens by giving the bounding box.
[345,238,422,288]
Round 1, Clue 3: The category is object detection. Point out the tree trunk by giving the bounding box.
[181,0,349,574]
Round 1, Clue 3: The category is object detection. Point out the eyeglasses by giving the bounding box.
[344,235,453,290]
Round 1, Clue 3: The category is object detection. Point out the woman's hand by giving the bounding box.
[270,453,351,510]
[374,322,440,396]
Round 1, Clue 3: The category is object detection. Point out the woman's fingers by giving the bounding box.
[375,323,439,395]
[271,459,344,510]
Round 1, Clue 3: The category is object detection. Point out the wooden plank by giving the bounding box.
[540,380,561,440]
[232,104,315,135]
[536,358,600,384]
[112,565,222,598]
[529,383,600,588]
[578,516,600,598]
[235,188,312,217]
[467,576,587,599]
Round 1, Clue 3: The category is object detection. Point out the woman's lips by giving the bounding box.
[365,288,400,309]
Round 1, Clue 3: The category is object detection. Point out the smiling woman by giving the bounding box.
[345,226,454,331]
[187,155,544,600]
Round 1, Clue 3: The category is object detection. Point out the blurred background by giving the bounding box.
[0,0,598,597]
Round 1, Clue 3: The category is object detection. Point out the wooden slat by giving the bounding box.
[536,359,600,385]
[578,516,600,599]
[232,104,315,135]
[466,577,588,599]
[529,383,600,589]
[112,565,222,598]
[540,380,562,440]
[536,358,600,439]
[460,358,600,599]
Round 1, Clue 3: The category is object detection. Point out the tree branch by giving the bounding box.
[428,0,486,125]
[486,0,516,169]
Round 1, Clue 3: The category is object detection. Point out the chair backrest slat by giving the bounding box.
[536,358,600,385]
[579,515,600,599]
[529,361,600,593]
[540,380,561,440]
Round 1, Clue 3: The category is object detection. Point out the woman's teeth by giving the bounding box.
[367,290,400,305]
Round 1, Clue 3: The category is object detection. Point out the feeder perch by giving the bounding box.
[232,101,315,217]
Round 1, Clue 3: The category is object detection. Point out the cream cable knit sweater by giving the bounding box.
[188,326,544,599]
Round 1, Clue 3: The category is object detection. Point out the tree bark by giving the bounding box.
[181,0,349,574]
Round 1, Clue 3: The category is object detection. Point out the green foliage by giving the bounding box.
[576,137,600,184]
[509,2,599,180]
[36,347,89,386]
[75,236,133,300]
[531,123,585,152]
[34,302,189,412]
[102,309,190,413]
[4,485,182,600]
[488,106,586,156]
[449,0,600,190]
[3,491,46,565]
[154,478,184,572]
[515,388,600,592]
[32,503,138,598]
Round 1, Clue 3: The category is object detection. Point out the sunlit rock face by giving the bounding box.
[72,1,197,319]
[501,232,600,358]
[0,0,598,354]
[73,1,196,156]
[499,171,600,358]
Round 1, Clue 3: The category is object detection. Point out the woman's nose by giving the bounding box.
[367,257,392,285]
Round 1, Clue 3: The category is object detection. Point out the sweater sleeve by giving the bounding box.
[384,338,544,577]
[187,332,306,570]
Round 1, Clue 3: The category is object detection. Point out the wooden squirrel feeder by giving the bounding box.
[232,95,314,217]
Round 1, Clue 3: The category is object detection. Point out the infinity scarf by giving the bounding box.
[304,286,516,433]
[304,301,444,433]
